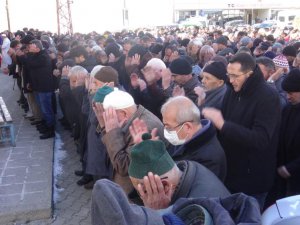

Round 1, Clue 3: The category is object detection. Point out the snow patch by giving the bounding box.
[53,132,66,203]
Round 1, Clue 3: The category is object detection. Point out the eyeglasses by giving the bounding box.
[164,121,192,132]
[226,72,248,80]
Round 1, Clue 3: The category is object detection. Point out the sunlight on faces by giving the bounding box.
[162,106,190,140]
[227,62,251,92]
[91,79,106,94]
[202,72,224,91]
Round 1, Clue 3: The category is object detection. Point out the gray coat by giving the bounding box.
[85,95,112,178]
[201,84,227,110]
[170,160,230,205]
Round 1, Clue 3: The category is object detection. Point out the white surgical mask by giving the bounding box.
[164,124,186,146]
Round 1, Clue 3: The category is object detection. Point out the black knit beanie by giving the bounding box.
[169,58,192,75]
[203,61,227,81]
[282,45,297,57]
[282,69,300,92]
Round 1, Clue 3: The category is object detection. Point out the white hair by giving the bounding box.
[189,38,203,47]
[161,96,201,124]
[146,58,166,70]
[69,66,88,81]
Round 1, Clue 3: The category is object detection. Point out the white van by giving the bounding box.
[277,10,300,27]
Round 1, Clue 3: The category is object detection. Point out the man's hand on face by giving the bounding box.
[137,172,173,210]
[93,102,105,128]
[103,107,120,133]
[161,68,172,90]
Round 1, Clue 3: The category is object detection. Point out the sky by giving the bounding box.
[2,0,299,34]
[0,0,173,34]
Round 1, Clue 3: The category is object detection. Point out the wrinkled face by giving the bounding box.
[90,78,105,93]
[202,72,223,91]
[69,76,77,89]
[286,92,300,105]
[172,74,186,85]
[162,107,187,140]
[200,51,215,64]
[227,62,250,92]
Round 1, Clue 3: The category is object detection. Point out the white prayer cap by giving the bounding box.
[103,90,135,110]
[90,65,104,77]
[146,58,166,70]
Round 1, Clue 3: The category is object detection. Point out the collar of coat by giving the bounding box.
[172,119,215,157]
[227,65,265,98]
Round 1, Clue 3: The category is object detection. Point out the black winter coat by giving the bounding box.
[278,103,300,194]
[219,66,281,194]
[169,119,227,182]
[27,50,55,92]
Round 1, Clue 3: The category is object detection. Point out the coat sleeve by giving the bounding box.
[285,157,300,176]
[220,92,281,151]
[102,128,133,177]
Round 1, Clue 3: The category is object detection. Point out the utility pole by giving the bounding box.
[5,0,11,31]
[56,0,74,35]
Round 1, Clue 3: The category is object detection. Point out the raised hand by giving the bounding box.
[161,68,172,90]
[131,54,140,65]
[172,85,185,97]
[129,118,159,144]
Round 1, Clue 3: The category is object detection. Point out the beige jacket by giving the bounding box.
[102,105,165,194]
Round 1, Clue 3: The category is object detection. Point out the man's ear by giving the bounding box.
[247,71,254,77]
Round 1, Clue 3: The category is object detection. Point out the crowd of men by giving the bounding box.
[1,24,300,224]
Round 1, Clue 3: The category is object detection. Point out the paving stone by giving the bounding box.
[0,194,21,207]
[0,174,26,185]
[0,183,23,195]
[0,73,94,224]
[0,73,53,224]
[25,181,49,193]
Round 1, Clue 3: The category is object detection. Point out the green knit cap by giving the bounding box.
[93,86,114,103]
[128,133,175,179]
